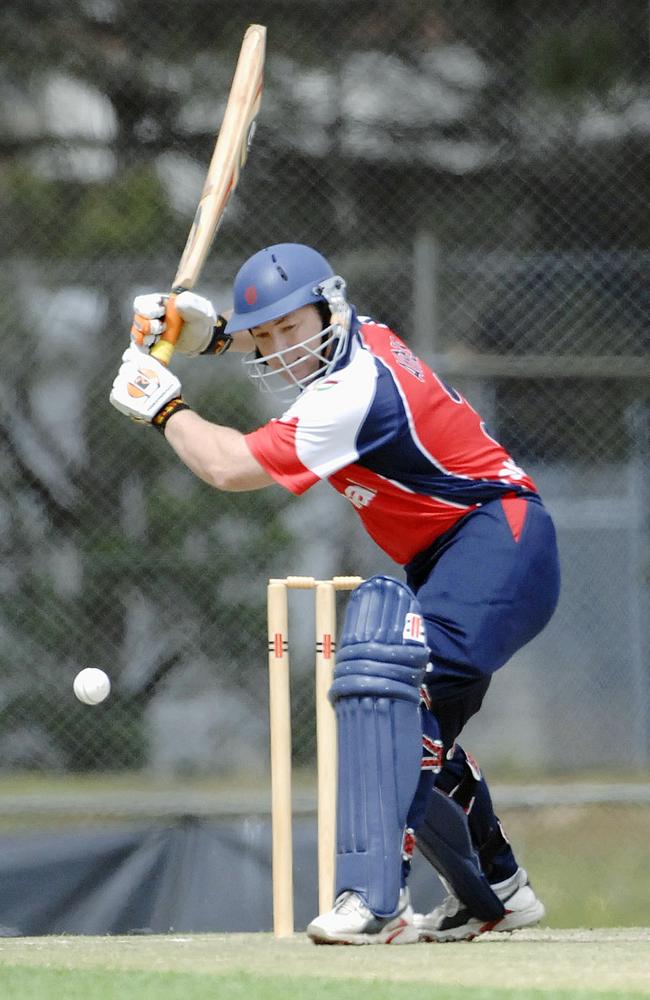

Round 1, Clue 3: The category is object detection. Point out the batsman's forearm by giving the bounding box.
[163,409,273,491]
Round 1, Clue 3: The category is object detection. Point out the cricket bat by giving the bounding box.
[150,23,266,366]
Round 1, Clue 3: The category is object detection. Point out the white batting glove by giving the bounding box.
[130,291,218,357]
[109,345,183,423]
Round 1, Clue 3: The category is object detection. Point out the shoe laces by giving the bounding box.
[333,891,367,916]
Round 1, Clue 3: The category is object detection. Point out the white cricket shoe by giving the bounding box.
[307,888,419,945]
[414,867,545,942]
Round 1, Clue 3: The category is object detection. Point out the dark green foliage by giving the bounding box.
[70,170,179,258]
[532,22,624,99]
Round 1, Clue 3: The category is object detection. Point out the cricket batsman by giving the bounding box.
[110,243,561,944]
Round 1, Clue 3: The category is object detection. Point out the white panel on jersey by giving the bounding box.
[280,342,378,481]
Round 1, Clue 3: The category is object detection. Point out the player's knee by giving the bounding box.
[331,574,429,701]
[437,743,483,811]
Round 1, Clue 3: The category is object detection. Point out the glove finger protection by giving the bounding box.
[131,294,168,349]
[109,345,182,423]
[130,291,220,357]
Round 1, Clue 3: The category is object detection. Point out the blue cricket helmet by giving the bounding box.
[225,243,335,333]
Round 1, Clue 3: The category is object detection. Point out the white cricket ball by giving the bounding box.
[73,668,111,705]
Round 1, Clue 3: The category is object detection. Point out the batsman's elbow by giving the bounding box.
[208,460,276,492]
[205,463,240,491]
[164,412,273,491]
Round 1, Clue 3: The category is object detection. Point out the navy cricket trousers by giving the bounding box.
[406,493,560,749]
[402,495,560,883]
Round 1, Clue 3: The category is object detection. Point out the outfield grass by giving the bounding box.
[1,967,649,1000]
[0,930,649,1000]
[500,804,650,927]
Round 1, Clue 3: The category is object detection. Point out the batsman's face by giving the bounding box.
[251,305,324,383]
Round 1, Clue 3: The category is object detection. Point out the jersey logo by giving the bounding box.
[344,482,376,509]
[313,378,340,392]
[499,457,527,482]
[389,336,424,382]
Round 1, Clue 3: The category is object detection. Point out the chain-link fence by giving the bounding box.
[1,0,649,928]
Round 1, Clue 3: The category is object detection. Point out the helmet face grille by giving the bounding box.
[242,275,352,401]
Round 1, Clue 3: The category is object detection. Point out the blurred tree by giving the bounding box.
[2,0,649,253]
[0,264,294,770]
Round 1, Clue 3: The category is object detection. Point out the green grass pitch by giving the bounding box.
[0,929,649,1000]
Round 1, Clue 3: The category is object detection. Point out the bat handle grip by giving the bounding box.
[150,293,183,366]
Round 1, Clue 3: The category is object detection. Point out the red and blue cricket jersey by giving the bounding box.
[245,316,538,565]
